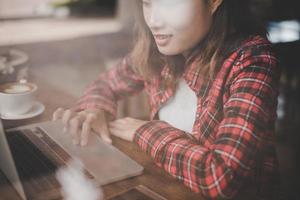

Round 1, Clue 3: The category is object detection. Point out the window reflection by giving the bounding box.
[267,20,300,43]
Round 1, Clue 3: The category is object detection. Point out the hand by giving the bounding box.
[52,108,112,146]
[108,117,148,142]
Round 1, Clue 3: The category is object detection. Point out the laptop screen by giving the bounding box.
[0,119,27,200]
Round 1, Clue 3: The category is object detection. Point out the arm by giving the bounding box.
[134,48,280,199]
[75,56,145,119]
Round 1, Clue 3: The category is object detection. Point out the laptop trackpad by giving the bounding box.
[38,121,143,185]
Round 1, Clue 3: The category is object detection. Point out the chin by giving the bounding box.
[157,46,183,56]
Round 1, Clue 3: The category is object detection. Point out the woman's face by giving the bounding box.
[142,0,213,56]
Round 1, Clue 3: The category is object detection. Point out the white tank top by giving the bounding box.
[158,78,197,133]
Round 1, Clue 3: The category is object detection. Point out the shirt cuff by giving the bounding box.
[133,120,191,158]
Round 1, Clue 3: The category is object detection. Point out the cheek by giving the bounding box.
[174,5,212,43]
[160,5,195,30]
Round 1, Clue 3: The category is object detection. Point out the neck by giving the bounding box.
[182,50,191,60]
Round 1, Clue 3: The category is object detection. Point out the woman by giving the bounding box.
[53,0,280,199]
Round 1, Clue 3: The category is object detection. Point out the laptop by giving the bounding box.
[0,119,143,200]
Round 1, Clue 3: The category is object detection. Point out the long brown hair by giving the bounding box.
[130,0,267,88]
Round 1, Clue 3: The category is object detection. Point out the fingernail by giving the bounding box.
[105,138,112,144]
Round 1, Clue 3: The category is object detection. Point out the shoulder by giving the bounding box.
[223,35,279,82]
[234,35,277,68]
[238,35,272,52]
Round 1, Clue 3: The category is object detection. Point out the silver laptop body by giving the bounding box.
[0,119,143,200]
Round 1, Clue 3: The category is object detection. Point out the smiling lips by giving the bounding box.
[153,34,173,46]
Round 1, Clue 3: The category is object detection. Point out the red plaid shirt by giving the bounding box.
[76,36,280,199]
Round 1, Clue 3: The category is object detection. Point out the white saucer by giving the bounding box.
[1,102,45,120]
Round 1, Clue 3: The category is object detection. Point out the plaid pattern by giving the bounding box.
[76,36,280,199]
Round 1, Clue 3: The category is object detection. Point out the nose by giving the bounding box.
[148,8,164,30]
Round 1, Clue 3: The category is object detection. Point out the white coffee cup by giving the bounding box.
[0,81,37,116]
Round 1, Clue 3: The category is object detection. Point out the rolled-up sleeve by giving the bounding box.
[75,56,145,118]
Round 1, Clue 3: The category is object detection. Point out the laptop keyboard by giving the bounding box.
[6,127,94,199]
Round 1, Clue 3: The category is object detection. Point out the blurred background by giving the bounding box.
[0,0,299,199]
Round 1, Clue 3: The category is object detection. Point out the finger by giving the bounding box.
[98,124,112,144]
[108,121,123,129]
[109,127,119,136]
[62,109,75,128]
[69,116,84,145]
[108,120,125,132]
[108,119,127,127]
[80,113,97,146]
[109,126,129,141]
[52,108,64,121]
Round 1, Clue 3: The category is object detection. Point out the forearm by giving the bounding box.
[134,120,245,199]
[75,75,118,118]
[74,56,145,118]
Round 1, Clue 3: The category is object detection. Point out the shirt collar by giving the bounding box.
[160,54,212,98]
[183,59,212,98]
